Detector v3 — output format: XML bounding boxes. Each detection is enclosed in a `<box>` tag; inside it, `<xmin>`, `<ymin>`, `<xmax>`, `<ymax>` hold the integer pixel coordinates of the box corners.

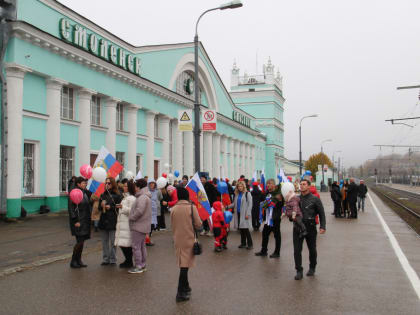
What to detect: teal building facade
<box><xmin>1</xmin><ymin>0</ymin><xmax>285</xmax><ymax>217</ymax></box>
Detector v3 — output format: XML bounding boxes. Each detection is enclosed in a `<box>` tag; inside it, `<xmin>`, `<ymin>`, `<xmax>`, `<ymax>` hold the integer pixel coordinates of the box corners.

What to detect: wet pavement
<box><xmin>0</xmin><ymin>193</ymin><xmax>419</xmax><ymax>314</ymax></box>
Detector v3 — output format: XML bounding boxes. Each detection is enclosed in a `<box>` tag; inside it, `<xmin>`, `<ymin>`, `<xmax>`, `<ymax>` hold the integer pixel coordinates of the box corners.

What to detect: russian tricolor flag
<box><xmin>260</xmin><ymin>169</ymin><xmax>266</xmax><ymax>192</ymax></box>
<box><xmin>186</xmin><ymin>172</ymin><xmax>212</xmax><ymax>220</ymax></box>
<box><xmin>88</xmin><ymin>146</ymin><xmax>123</xmax><ymax>197</ymax></box>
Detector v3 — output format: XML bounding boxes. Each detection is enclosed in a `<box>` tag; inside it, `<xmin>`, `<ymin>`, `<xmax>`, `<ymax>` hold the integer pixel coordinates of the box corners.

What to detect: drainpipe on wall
<box><xmin>0</xmin><ymin>0</ymin><xmax>17</xmax><ymax>216</ymax></box>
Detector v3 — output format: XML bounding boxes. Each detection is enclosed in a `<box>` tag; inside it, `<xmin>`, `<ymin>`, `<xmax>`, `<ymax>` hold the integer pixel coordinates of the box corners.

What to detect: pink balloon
<box><xmin>70</xmin><ymin>188</ymin><xmax>83</xmax><ymax>205</ymax></box>
<box><xmin>162</xmin><ymin>173</ymin><xmax>167</xmax><ymax>178</ymax></box>
<box><xmin>80</xmin><ymin>164</ymin><xmax>93</xmax><ymax>179</ymax></box>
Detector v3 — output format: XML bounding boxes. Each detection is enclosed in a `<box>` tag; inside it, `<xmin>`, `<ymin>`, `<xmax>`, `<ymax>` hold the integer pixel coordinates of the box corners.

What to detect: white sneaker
<box><xmin>128</xmin><ymin>267</ymin><xmax>144</xmax><ymax>274</ymax></box>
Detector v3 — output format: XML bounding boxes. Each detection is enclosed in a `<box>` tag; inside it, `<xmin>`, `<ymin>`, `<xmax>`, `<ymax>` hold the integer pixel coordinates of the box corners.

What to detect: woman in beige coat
<box><xmin>170</xmin><ymin>187</ymin><xmax>202</xmax><ymax>303</ymax></box>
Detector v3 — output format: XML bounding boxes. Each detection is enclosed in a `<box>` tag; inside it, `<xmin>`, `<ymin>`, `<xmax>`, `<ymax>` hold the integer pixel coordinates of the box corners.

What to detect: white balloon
<box><xmin>156</xmin><ymin>177</ymin><xmax>168</xmax><ymax>189</ymax></box>
<box><xmin>92</xmin><ymin>167</ymin><xmax>107</xmax><ymax>183</ymax></box>
<box><xmin>125</xmin><ymin>171</ymin><xmax>134</xmax><ymax>180</ymax></box>
<box><xmin>168</xmin><ymin>173</ymin><xmax>174</xmax><ymax>179</ymax></box>
<box><xmin>281</xmin><ymin>182</ymin><xmax>295</xmax><ymax>198</ymax></box>
<box><xmin>164</xmin><ymin>163</ymin><xmax>170</xmax><ymax>170</ymax></box>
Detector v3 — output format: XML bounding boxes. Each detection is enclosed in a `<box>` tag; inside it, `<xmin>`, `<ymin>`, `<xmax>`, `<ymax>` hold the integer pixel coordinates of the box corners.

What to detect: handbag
<box><xmin>191</xmin><ymin>204</ymin><xmax>202</xmax><ymax>255</ymax></box>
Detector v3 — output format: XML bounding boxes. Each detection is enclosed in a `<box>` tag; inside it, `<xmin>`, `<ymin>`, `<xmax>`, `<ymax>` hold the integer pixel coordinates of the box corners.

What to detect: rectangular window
<box><xmin>60</xmin><ymin>86</ymin><xmax>74</xmax><ymax>120</ymax></box>
<box><xmin>90</xmin><ymin>95</ymin><xmax>101</xmax><ymax>125</ymax></box>
<box><xmin>116</xmin><ymin>103</ymin><xmax>124</xmax><ymax>131</ymax></box>
<box><xmin>60</xmin><ymin>146</ymin><xmax>74</xmax><ymax>192</ymax></box>
<box><xmin>23</xmin><ymin>143</ymin><xmax>35</xmax><ymax>195</ymax></box>
<box><xmin>154</xmin><ymin>116</ymin><xmax>159</xmax><ymax>138</ymax></box>
<box><xmin>136</xmin><ymin>154</ymin><xmax>142</xmax><ymax>174</ymax></box>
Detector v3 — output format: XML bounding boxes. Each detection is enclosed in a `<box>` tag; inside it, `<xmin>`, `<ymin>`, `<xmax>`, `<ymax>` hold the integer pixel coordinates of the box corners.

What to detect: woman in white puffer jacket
<box><xmin>115</xmin><ymin>179</ymin><xmax>137</xmax><ymax>268</ymax></box>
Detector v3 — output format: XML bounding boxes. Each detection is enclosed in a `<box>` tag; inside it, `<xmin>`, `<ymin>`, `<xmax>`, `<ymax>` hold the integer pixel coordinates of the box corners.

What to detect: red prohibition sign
<box><xmin>204</xmin><ymin>110</ymin><xmax>214</xmax><ymax>121</ymax></box>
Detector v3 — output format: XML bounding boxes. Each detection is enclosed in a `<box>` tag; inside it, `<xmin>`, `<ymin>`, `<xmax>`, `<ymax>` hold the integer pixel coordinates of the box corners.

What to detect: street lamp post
<box><xmin>299</xmin><ymin>114</ymin><xmax>318</xmax><ymax>176</ymax></box>
<box><xmin>320</xmin><ymin>139</ymin><xmax>332</xmax><ymax>191</ymax></box>
<box><xmin>193</xmin><ymin>1</ymin><xmax>243</xmax><ymax>174</ymax></box>
<box><xmin>332</xmin><ymin>150</ymin><xmax>341</xmax><ymax>183</ymax></box>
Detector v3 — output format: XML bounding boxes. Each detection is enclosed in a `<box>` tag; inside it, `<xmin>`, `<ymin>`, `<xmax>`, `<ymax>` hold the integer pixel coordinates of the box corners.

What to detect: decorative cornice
<box><xmin>23</xmin><ymin>110</ymin><xmax>49</xmax><ymax>120</ymax></box>
<box><xmin>216</xmin><ymin>113</ymin><xmax>260</xmax><ymax>136</ymax></box>
<box><xmin>137</xmin><ymin>134</ymin><xmax>148</xmax><ymax>140</ymax></box>
<box><xmin>46</xmin><ymin>77</ymin><xmax>68</xmax><ymax>90</ymax></box>
<box><xmin>91</xmin><ymin>124</ymin><xmax>108</xmax><ymax>131</ymax></box>
<box><xmin>61</xmin><ymin>118</ymin><xmax>81</xmax><ymax>126</ymax></box>
<box><xmin>11</xmin><ymin>22</ymin><xmax>193</xmax><ymax>110</ymax></box>
<box><xmin>116</xmin><ymin>130</ymin><xmax>129</xmax><ymax>136</ymax></box>
<box><xmin>5</xmin><ymin>63</ymin><xmax>32</xmax><ymax>79</ymax></box>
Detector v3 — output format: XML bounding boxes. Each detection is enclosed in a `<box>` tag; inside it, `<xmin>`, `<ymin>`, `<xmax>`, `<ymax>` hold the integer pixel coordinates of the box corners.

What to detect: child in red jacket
<box><xmin>212</xmin><ymin>201</ymin><xmax>228</xmax><ymax>252</ymax></box>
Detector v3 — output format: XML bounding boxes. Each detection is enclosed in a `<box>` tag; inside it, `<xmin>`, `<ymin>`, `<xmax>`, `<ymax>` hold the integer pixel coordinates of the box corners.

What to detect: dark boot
<box><xmin>294</xmin><ymin>271</ymin><xmax>303</xmax><ymax>280</ymax></box>
<box><xmin>176</xmin><ymin>291</ymin><xmax>190</xmax><ymax>303</ymax></box>
<box><xmin>255</xmin><ymin>251</ymin><xmax>267</xmax><ymax>257</ymax></box>
<box><xmin>76</xmin><ymin>243</ymin><xmax>87</xmax><ymax>267</ymax></box>
<box><xmin>70</xmin><ymin>253</ymin><xmax>81</xmax><ymax>269</ymax></box>
<box><xmin>306</xmin><ymin>268</ymin><xmax>315</xmax><ymax>277</ymax></box>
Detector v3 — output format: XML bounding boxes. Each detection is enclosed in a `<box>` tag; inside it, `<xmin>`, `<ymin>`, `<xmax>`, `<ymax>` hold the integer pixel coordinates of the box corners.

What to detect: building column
<box><xmin>245</xmin><ymin>143</ymin><xmax>250</xmax><ymax>179</ymax></box>
<box><xmin>213</xmin><ymin>133</ymin><xmax>221</xmax><ymax>179</ymax></box>
<box><xmin>5</xmin><ymin>65</ymin><xmax>27</xmax><ymax>217</ymax></box>
<box><xmin>78</xmin><ymin>88</ymin><xmax>94</xmax><ymax>167</ymax></box>
<box><xmin>250</xmin><ymin>145</ymin><xmax>255</xmax><ymax>175</ymax></box>
<box><xmin>174</xmin><ymin>120</ymin><xmax>183</xmax><ymax>175</ymax></box>
<box><xmin>234</xmin><ymin>140</ymin><xmax>240</xmax><ymax>180</ymax></box>
<box><xmin>184</xmin><ymin>131</ymin><xmax>194</xmax><ymax>176</ymax></box>
<box><xmin>229</xmin><ymin>138</ymin><xmax>234</xmax><ymax>180</ymax></box>
<box><xmin>221</xmin><ymin>136</ymin><xmax>228</xmax><ymax>179</ymax></box>
<box><xmin>104</xmin><ymin>97</ymin><xmax>119</xmax><ymax>157</ymax></box>
<box><xmin>45</xmin><ymin>78</ymin><xmax>65</xmax><ymax>211</ymax></box>
<box><xmin>127</xmin><ymin>105</ymin><xmax>138</xmax><ymax>174</ymax></box>
<box><xmin>203</xmin><ymin>132</ymin><xmax>213</xmax><ymax>176</ymax></box>
<box><xmin>160</xmin><ymin>115</ymin><xmax>170</xmax><ymax>173</ymax></box>
<box><xmin>146</xmin><ymin>111</ymin><xmax>157</xmax><ymax>178</ymax></box>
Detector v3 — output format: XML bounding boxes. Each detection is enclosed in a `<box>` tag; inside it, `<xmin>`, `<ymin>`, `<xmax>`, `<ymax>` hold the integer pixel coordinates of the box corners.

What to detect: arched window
<box><xmin>176</xmin><ymin>71</ymin><xmax>202</xmax><ymax>102</ymax></box>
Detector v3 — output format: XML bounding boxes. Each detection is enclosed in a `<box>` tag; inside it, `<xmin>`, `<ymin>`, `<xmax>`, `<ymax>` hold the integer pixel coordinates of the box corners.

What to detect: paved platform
<box><xmin>0</xmin><ymin>192</ymin><xmax>419</xmax><ymax>314</ymax></box>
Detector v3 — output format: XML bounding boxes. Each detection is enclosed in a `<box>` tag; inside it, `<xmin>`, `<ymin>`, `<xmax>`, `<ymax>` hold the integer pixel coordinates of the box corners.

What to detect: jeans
<box><xmin>261</xmin><ymin>223</ymin><xmax>281</xmax><ymax>254</ymax></box>
<box><xmin>358</xmin><ymin>197</ymin><xmax>366</xmax><ymax>211</ymax></box>
<box><xmin>293</xmin><ymin>221</ymin><xmax>317</xmax><ymax>272</ymax></box>
<box><xmin>131</xmin><ymin>231</ymin><xmax>147</xmax><ymax>268</ymax></box>
<box><xmin>101</xmin><ymin>230</ymin><xmax>116</xmax><ymax>263</ymax></box>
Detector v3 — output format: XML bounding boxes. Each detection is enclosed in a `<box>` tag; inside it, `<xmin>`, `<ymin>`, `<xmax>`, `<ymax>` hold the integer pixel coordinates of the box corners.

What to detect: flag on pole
<box><xmin>186</xmin><ymin>172</ymin><xmax>212</xmax><ymax>220</ymax></box>
<box><xmin>251</xmin><ymin>170</ymin><xmax>257</xmax><ymax>187</ymax></box>
<box><xmin>135</xmin><ymin>170</ymin><xmax>143</xmax><ymax>180</ymax></box>
<box><xmin>260</xmin><ymin>169</ymin><xmax>266</xmax><ymax>192</ymax></box>
<box><xmin>88</xmin><ymin>146</ymin><xmax>123</xmax><ymax>197</ymax></box>
<box><xmin>278</xmin><ymin>168</ymin><xmax>288</xmax><ymax>183</ymax></box>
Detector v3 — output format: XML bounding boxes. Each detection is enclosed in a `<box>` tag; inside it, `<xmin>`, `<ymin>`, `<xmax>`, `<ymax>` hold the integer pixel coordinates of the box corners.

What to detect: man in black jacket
<box><xmin>330</xmin><ymin>181</ymin><xmax>342</xmax><ymax>218</ymax></box>
<box><xmin>294</xmin><ymin>179</ymin><xmax>326</xmax><ymax>280</ymax></box>
<box><xmin>255</xmin><ymin>179</ymin><xmax>283</xmax><ymax>258</ymax></box>
<box><xmin>251</xmin><ymin>182</ymin><xmax>264</xmax><ymax>231</ymax></box>
<box><xmin>358</xmin><ymin>180</ymin><xmax>368</xmax><ymax>212</ymax></box>
<box><xmin>347</xmin><ymin>178</ymin><xmax>358</xmax><ymax>218</ymax></box>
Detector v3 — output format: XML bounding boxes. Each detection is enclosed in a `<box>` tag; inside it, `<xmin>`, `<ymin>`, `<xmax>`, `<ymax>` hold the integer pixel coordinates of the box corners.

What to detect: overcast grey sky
<box><xmin>59</xmin><ymin>0</ymin><xmax>420</xmax><ymax>168</ymax></box>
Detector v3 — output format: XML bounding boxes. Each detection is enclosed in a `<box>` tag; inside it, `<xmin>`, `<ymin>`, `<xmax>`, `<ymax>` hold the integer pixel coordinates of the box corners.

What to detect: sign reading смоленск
<box><xmin>59</xmin><ymin>18</ymin><xmax>141</xmax><ymax>76</ymax></box>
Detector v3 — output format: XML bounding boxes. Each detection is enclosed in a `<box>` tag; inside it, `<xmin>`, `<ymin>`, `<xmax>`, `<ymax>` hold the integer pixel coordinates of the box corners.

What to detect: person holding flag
<box><xmin>186</xmin><ymin>173</ymin><xmax>213</xmax><ymax>222</ymax></box>
<box><xmin>227</xmin><ymin>181</ymin><xmax>253</xmax><ymax>250</ymax></box>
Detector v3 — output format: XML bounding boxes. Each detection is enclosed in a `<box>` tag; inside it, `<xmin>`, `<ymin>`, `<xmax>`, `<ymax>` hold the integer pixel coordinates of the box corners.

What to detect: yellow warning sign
<box><xmin>178</xmin><ymin>110</ymin><xmax>193</xmax><ymax>132</ymax></box>
<box><xmin>180</xmin><ymin>111</ymin><xmax>190</xmax><ymax>121</ymax></box>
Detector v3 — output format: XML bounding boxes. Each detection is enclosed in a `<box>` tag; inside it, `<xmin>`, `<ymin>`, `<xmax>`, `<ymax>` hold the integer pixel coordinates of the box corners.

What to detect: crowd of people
<box><xmin>67</xmin><ymin>172</ymin><xmax>327</xmax><ymax>302</ymax></box>
<box><xmin>330</xmin><ymin>178</ymin><xmax>368</xmax><ymax>219</ymax></box>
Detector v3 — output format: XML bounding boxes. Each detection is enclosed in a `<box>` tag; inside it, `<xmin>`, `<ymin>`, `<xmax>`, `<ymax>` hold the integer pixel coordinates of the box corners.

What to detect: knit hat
<box><xmin>166</xmin><ymin>185</ymin><xmax>176</xmax><ymax>193</ymax></box>
<box><xmin>213</xmin><ymin>201</ymin><xmax>223</xmax><ymax>212</ymax></box>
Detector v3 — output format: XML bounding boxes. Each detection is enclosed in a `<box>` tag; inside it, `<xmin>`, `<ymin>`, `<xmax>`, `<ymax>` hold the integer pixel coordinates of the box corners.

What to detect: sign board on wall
<box><xmin>202</xmin><ymin>110</ymin><xmax>216</xmax><ymax>131</ymax></box>
<box><xmin>178</xmin><ymin>110</ymin><xmax>193</xmax><ymax>131</ymax></box>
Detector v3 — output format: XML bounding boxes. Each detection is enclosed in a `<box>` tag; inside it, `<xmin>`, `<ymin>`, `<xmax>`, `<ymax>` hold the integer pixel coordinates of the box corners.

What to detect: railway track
<box><xmin>370</xmin><ymin>184</ymin><xmax>420</xmax><ymax>236</ymax></box>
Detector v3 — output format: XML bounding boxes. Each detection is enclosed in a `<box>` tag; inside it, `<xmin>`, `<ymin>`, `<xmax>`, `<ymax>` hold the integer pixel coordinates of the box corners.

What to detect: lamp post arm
<box><xmin>195</xmin><ymin>7</ymin><xmax>219</xmax><ymax>36</ymax></box>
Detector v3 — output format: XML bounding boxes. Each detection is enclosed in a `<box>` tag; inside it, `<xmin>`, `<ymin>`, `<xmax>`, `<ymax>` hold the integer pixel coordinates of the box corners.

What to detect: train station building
<box><xmin>1</xmin><ymin>0</ymin><xmax>286</xmax><ymax>217</ymax></box>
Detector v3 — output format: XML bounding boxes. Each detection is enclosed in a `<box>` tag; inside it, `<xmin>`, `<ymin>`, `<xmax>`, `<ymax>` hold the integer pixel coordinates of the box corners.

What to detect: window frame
<box><xmin>60</xmin><ymin>145</ymin><xmax>75</xmax><ymax>193</ymax></box>
<box><xmin>23</xmin><ymin>141</ymin><xmax>37</xmax><ymax>196</ymax></box>
<box><xmin>116</xmin><ymin>103</ymin><xmax>124</xmax><ymax>131</ymax></box>
<box><xmin>90</xmin><ymin>95</ymin><xmax>101</xmax><ymax>126</ymax></box>
<box><xmin>136</xmin><ymin>154</ymin><xmax>143</xmax><ymax>174</ymax></box>
<box><xmin>60</xmin><ymin>86</ymin><xmax>74</xmax><ymax>120</ymax></box>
